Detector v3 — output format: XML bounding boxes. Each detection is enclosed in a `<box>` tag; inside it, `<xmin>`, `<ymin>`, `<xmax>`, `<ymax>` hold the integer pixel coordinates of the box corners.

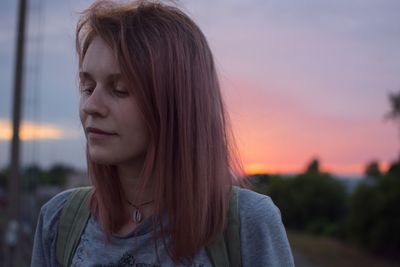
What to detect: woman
<box><xmin>31</xmin><ymin>1</ymin><xmax>294</xmax><ymax>266</ymax></box>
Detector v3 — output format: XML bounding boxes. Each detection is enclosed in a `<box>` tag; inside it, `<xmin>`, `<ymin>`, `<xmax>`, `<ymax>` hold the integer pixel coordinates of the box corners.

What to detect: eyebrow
<box><xmin>79</xmin><ymin>71</ymin><xmax>122</xmax><ymax>82</ymax></box>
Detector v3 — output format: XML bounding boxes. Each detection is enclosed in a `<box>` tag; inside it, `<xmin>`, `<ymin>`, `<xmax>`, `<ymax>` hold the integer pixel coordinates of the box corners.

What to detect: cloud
<box><xmin>0</xmin><ymin>119</ymin><xmax>80</xmax><ymax>141</ymax></box>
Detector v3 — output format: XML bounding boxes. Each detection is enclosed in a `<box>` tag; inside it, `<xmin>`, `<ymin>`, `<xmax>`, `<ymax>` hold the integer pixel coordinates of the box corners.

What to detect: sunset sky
<box><xmin>1</xmin><ymin>0</ymin><xmax>400</xmax><ymax>176</ymax></box>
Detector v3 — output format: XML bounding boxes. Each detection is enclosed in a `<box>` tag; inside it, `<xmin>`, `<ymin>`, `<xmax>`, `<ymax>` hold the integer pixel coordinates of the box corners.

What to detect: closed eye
<box><xmin>112</xmin><ymin>89</ymin><xmax>129</xmax><ymax>97</ymax></box>
<box><xmin>81</xmin><ymin>86</ymin><xmax>94</xmax><ymax>95</ymax></box>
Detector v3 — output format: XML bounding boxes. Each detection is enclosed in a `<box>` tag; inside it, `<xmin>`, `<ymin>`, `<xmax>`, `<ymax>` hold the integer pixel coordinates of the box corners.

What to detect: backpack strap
<box><xmin>56</xmin><ymin>186</ymin><xmax>241</xmax><ymax>267</ymax></box>
<box><xmin>225</xmin><ymin>186</ymin><xmax>242</xmax><ymax>267</ymax></box>
<box><xmin>206</xmin><ymin>186</ymin><xmax>242</xmax><ymax>267</ymax></box>
<box><xmin>56</xmin><ymin>186</ymin><xmax>92</xmax><ymax>267</ymax></box>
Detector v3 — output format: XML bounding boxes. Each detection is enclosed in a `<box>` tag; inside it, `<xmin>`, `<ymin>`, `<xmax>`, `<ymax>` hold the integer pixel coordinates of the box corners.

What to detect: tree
<box><xmin>305</xmin><ymin>158</ymin><xmax>320</xmax><ymax>174</ymax></box>
<box><xmin>0</xmin><ymin>167</ymin><xmax>9</xmax><ymax>188</ymax></box>
<box><xmin>349</xmin><ymin>174</ymin><xmax>400</xmax><ymax>256</ymax></box>
<box><xmin>364</xmin><ymin>160</ymin><xmax>382</xmax><ymax>180</ymax></box>
<box><xmin>266</xmin><ymin>172</ymin><xmax>348</xmax><ymax>236</ymax></box>
<box><xmin>384</xmin><ymin>91</ymin><xmax>400</xmax><ymax>161</ymax></box>
<box><xmin>386</xmin><ymin>161</ymin><xmax>400</xmax><ymax>178</ymax></box>
<box><xmin>22</xmin><ymin>164</ymin><xmax>43</xmax><ymax>191</ymax></box>
<box><xmin>43</xmin><ymin>164</ymin><xmax>74</xmax><ymax>186</ymax></box>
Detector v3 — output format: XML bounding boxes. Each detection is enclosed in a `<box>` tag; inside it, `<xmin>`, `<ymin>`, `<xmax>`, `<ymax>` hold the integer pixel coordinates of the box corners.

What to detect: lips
<box><xmin>86</xmin><ymin>127</ymin><xmax>116</xmax><ymax>135</ymax></box>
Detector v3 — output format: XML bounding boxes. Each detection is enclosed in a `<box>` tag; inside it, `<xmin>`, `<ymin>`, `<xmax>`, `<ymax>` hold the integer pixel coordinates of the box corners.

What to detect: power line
<box><xmin>25</xmin><ymin>0</ymin><xmax>45</xmax><ymax>168</ymax></box>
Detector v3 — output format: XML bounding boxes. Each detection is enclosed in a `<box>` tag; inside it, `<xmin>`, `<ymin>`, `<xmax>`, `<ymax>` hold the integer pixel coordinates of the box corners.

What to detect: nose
<box><xmin>81</xmin><ymin>86</ymin><xmax>109</xmax><ymax>117</ymax></box>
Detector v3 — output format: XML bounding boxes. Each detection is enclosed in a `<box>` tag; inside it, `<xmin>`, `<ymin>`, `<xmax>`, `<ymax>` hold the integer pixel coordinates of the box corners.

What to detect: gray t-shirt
<box><xmin>31</xmin><ymin>187</ymin><xmax>294</xmax><ymax>266</ymax></box>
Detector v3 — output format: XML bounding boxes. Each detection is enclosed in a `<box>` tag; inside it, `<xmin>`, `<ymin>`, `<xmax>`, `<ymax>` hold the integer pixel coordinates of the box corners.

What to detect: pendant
<box><xmin>132</xmin><ymin>208</ymin><xmax>142</xmax><ymax>224</ymax></box>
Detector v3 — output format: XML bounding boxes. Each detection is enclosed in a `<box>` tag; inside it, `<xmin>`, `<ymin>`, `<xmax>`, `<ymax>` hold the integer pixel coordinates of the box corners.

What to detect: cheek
<box><xmin>124</xmin><ymin>118</ymin><xmax>149</xmax><ymax>150</ymax></box>
<box><xmin>79</xmin><ymin>101</ymin><xmax>86</xmax><ymax>125</ymax></box>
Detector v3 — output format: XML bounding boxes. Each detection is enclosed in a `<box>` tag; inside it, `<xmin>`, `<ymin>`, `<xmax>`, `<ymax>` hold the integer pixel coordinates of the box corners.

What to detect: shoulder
<box><xmin>236</xmin><ymin>187</ymin><xmax>295</xmax><ymax>266</ymax></box>
<box><xmin>40</xmin><ymin>188</ymin><xmax>76</xmax><ymax>224</ymax></box>
<box><xmin>39</xmin><ymin>187</ymin><xmax>92</xmax><ymax>238</ymax></box>
<box><xmin>237</xmin><ymin>186</ymin><xmax>281</xmax><ymax>223</ymax></box>
<box><xmin>31</xmin><ymin>188</ymin><xmax>83</xmax><ymax>267</ymax></box>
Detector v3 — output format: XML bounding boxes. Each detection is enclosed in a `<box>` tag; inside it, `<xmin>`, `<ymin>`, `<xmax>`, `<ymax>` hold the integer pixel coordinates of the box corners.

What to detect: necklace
<box><xmin>126</xmin><ymin>199</ymin><xmax>154</xmax><ymax>224</ymax></box>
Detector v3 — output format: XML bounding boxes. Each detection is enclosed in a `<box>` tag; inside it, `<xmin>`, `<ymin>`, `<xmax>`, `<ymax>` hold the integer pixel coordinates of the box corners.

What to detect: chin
<box><xmin>88</xmin><ymin>150</ymin><xmax>118</xmax><ymax>165</ymax></box>
<box><xmin>87</xmin><ymin>146</ymin><xmax>148</xmax><ymax>166</ymax></box>
<box><xmin>89</xmin><ymin>155</ymin><xmax>113</xmax><ymax>165</ymax></box>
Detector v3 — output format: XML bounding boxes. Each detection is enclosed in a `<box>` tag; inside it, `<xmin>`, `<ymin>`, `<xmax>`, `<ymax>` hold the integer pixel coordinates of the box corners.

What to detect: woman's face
<box><xmin>79</xmin><ymin>36</ymin><xmax>149</xmax><ymax>166</ymax></box>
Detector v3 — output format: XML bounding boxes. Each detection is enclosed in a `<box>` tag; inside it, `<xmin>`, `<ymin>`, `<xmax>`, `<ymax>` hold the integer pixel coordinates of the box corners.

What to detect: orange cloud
<box><xmin>0</xmin><ymin>119</ymin><xmax>65</xmax><ymax>140</ymax></box>
<box><xmin>244</xmin><ymin>162</ymin><xmax>291</xmax><ymax>174</ymax></box>
<box><xmin>244</xmin><ymin>162</ymin><xmax>306</xmax><ymax>175</ymax></box>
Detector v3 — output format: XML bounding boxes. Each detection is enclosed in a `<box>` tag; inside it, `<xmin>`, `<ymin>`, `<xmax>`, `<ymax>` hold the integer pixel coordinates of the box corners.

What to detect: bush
<box><xmin>253</xmin><ymin>172</ymin><xmax>348</xmax><ymax>237</ymax></box>
<box><xmin>349</xmin><ymin>175</ymin><xmax>400</xmax><ymax>255</ymax></box>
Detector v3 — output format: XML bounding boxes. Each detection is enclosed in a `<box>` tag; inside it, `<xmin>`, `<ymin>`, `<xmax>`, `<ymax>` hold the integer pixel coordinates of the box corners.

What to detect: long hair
<box><xmin>76</xmin><ymin>0</ymin><xmax>244</xmax><ymax>263</ymax></box>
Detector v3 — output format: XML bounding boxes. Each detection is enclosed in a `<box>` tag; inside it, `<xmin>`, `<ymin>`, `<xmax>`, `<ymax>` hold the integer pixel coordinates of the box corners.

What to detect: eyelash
<box><xmin>112</xmin><ymin>89</ymin><xmax>129</xmax><ymax>97</ymax></box>
<box><xmin>81</xmin><ymin>87</ymin><xmax>93</xmax><ymax>95</ymax></box>
<box><xmin>80</xmin><ymin>87</ymin><xmax>129</xmax><ymax>97</ymax></box>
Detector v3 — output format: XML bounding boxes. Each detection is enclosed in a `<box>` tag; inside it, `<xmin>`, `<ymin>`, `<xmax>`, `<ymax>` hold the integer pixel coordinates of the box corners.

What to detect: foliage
<box><xmin>252</xmin><ymin>171</ymin><xmax>348</xmax><ymax>237</ymax></box>
<box><xmin>349</xmin><ymin>163</ymin><xmax>400</xmax><ymax>256</ymax></box>
<box><xmin>251</xmin><ymin>159</ymin><xmax>400</xmax><ymax>257</ymax></box>
<box><xmin>386</xmin><ymin>161</ymin><xmax>400</xmax><ymax>178</ymax></box>
<box><xmin>384</xmin><ymin>91</ymin><xmax>400</xmax><ymax>123</ymax></box>
<box><xmin>305</xmin><ymin>158</ymin><xmax>320</xmax><ymax>174</ymax></box>
<box><xmin>0</xmin><ymin>168</ymin><xmax>9</xmax><ymax>187</ymax></box>
<box><xmin>44</xmin><ymin>164</ymin><xmax>74</xmax><ymax>186</ymax></box>
<box><xmin>0</xmin><ymin>164</ymin><xmax>75</xmax><ymax>191</ymax></box>
<box><xmin>384</xmin><ymin>90</ymin><xmax>400</xmax><ymax>162</ymax></box>
<box><xmin>364</xmin><ymin>160</ymin><xmax>382</xmax><ymax>180</ymax></box>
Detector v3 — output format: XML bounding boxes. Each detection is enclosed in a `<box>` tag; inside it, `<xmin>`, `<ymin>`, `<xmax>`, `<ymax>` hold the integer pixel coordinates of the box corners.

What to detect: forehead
<box><xmin>81</xmin><ymin>36</ymin><xmax>120</xmax><ymax>78</ymax></box>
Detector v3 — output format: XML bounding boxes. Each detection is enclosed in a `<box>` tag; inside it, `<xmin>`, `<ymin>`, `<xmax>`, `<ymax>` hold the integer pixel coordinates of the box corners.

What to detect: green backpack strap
<box><xmin>225</xmin><ymin>186</ymin><xmax>242</xmax><ymax>267</ymax></box>
<box><xmin>55</xmin><ymin>186</ymin><xmax>241</xmax><ymax>267</ymax></box>
<box><xmin>206</xmin><ymin>186</ymin><xmax>242</xmax><ymax>267</ymax></box>
<box><xmin>56</xmin><ymin>186</ymin><xmax>92</xmax><ymax>267</ymax></box>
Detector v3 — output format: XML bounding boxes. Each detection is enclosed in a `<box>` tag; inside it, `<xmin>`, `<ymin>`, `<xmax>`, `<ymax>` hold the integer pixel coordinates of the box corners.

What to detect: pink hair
<box><xmin>76</xmin><ymin>0</ymin><xmax>245</xmax><ymax>263</ymax></box>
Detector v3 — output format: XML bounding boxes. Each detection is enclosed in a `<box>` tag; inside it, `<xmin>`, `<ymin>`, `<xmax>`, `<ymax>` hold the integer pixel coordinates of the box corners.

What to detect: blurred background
<box><xmin>1</xmin><ymin>0</ymin><xmax>400</xmax><ymax>266</ymax></box>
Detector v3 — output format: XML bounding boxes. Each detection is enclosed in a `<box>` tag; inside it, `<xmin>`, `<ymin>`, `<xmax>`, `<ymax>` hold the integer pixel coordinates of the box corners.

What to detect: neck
<box><xmin>117</xmin><ymin>161</ymin><xmax>154</xmax><ymax>205</ymax></box>
<box><xmin>117</xmin><ymin>162</ymin><xmax>156</xmax><ymax>228</ymax></box>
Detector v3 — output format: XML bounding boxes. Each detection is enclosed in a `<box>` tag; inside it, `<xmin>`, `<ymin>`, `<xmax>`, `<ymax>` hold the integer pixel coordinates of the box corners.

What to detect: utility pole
<box><xmin>5</xmin><ymin>0</ymin><xmax>27</xmax><ymax>266</ymax></box>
